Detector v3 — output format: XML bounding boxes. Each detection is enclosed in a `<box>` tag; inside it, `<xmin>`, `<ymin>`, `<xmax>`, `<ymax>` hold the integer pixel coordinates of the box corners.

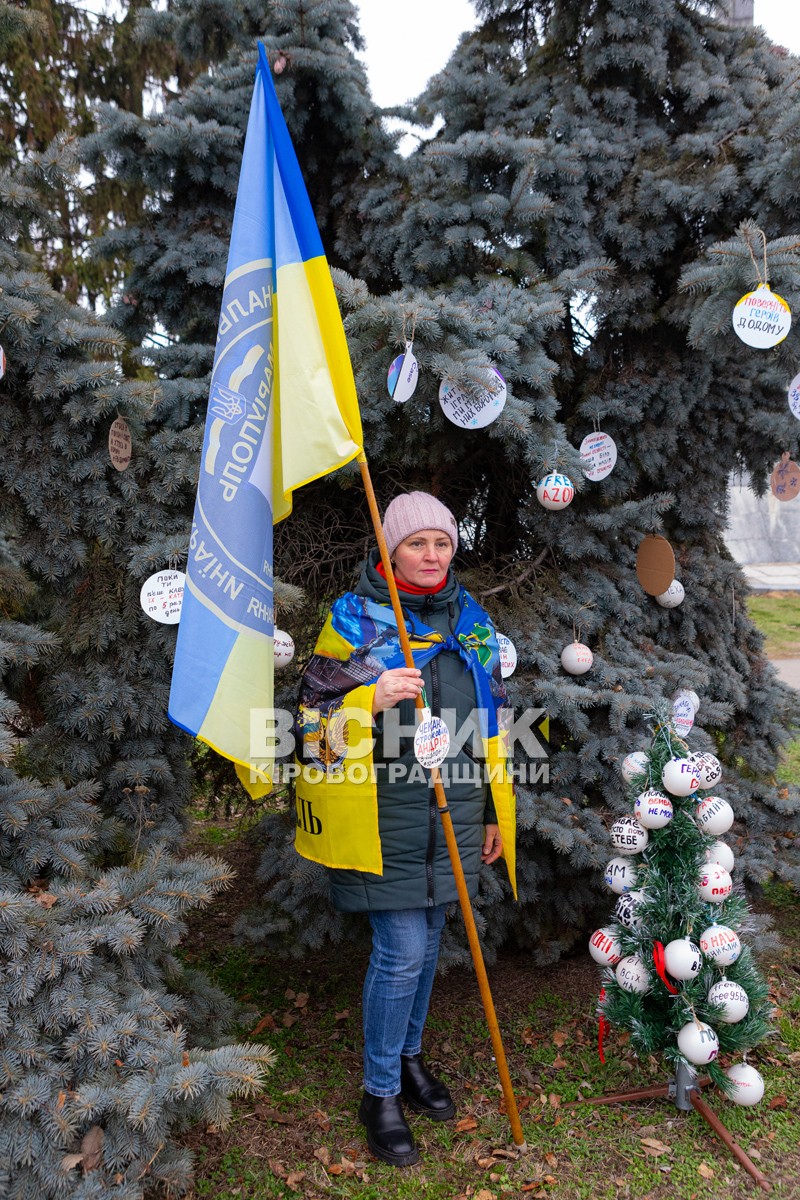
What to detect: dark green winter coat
<box><xmin>327</xmin><ymin>550</ymin><xmax>497</xmax><ymax>913</ymax></box>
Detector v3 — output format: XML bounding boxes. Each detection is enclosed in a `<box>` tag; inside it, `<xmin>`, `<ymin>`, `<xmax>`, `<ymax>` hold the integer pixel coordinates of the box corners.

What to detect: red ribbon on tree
<box><xmin>652</xmin><ymin>941</ymin><xmax>679</xmax><ymax>995</ymax></box>
<box><xmin>597</xmin><ymin>986</ymin><xmax>610</xmax><ymax>1063</ymax></box>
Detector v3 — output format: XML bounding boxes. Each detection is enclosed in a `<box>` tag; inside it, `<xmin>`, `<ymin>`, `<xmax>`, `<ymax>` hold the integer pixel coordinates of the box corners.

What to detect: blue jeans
<box><xmin>362</xmin><ymin>905</ymin><xmax>447</xmax><ymax>1096</ymax></box>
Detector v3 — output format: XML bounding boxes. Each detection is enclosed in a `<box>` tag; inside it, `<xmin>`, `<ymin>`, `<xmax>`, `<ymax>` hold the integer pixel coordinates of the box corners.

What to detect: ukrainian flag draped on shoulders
<box><xmin>295</xmin><ymin>589</ymin><xmax>517</xmax><ymax>896</ymax></box>
<box><xmin>169</xmin><ymin>44</ymin><xmax>362</xmax><ymax>792</ymax></box>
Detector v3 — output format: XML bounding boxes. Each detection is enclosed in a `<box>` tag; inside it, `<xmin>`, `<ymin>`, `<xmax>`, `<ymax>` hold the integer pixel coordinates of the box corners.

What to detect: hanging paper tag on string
<box><xmin>439</xmin><ymin>368</ymin><xmax>506</xmax><ymax>429</ymax></box>
<box><xmin>140</xmin><ymin>570</ymin><xmax>185</xmax><ymax>624</ymax></box>
<box><xmin>414</xmin><ymin>713</ymin><xmax>450</xmax><ymax>767</ymax></box>
<box><xmin>109</xmin><ymin>416</ymin><xmax>132</xmax><ymax>471</ymax></box>
<box><xmin>497</xmin><ymin>633</ymin><xmax>517</xmax><ymax>678</ymax></box>
<box><xmin>672</xmin><ymin>693</ymin><xmax>695</xmax><ymax>738</ymax></box>
<box><xmin>0</xmin><ymin>345</ymin><xmax>6</xmax><ymax>380</ymax></box>
<box><xmin>580</xmin><ymin>431</ymin><xmax>617</xmax><ymax>481</ymax></box>
<box><xmin>732</xmin><ymin>284</ymin><xmax>791</xmax><ymax>349</ymax></box>
<box><xmin>788</xmin><ymin>374</ymin><xmax>800</xmax><ymax>421</ymax></box>
<box><xmin>770</xmin><ymin>453</ymin><xmax>800</xmax><ymax>502</ymax></box>
<box><xmin>387</xmin><ymin>342</ymin><xmax>419</xmax><ymax>404</ymax></box>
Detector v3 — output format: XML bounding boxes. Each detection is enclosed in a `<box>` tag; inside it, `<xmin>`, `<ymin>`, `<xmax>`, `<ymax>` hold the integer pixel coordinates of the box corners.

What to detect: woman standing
<box><xmin>294</xmin><ymin>492</ymin><xmax>516</xmax><ymax>1167</ymax></box>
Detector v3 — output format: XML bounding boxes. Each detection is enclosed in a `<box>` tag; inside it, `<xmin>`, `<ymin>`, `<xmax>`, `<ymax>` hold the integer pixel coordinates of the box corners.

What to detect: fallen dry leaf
<box><xmin>544</xmin><ymin>1152</ymin><xmax>558</xmax><ymax>1167</ymax></box>
<box><xmin>284</xmin><ymin>988</ymin><xmax>296</xmax><ymax>1000</ymax></box>
<box><xmin>698</xmin><ymin>1162</ymin><xmax>714</xmax><ymax>1179</ymax></box>
<box><xmin>294</xmin><ymin>992</ymin><xmax>309</xmax><ymax>1009</ymax></box>
<box><xmin>640</xmin><ymin>1137</ymin><xmax>670</xmax><ymax>1156</ymax></box>
<box><xmin>476</xmin><ymin>1156</ymin><xmax>497</xmax><ymax>1168</ymax></box>
<box><xmin>60</xmin><ymin>1154</ymin><xmax>83</xmax><ymax>1173</ymax></box>
<box><xmin>548</xmin><ymin>1093</ymin><xmax>561</xmax><ymax>1108</ymax></box>
<box><xmin>339</xmin><ymin>1156</ymin><xmax>356</xmax><ymax>1176</ymax></box>
<box><xmin>552</xmin><ymin>1031</ymin><xmax>568</xmax><ymax>1048</ymax></box>
<box><xmin>455</xmin><ymin>1116</ymin><xmax>479</xmax><ymax>1132</ymax></box>
<box><xmin>617</xmin><ymin>1031</ymin><xmax>631</xmax><ymax>1046</ymax></box>
<box><xmin>521</xmin><ymin>1185</ymin><xmax>543</xmax><ymax>1194</ymax></box>
<box><xmin>34</xmin><ymin>891</ymin><xmax>58</xmax><ymax>908</ymax></box>
<box><xmin>269</xmin><ymin>1160</ymin><xmax>287</xmax><ymax>1178</ymax></box>
<box><xmin>328</xmin><ymin>1164</ymin><xmax>343</xmax><ymax>1176</ymax></box>
<box><xmin>312</xmin><ymin>1110</ymin><xmax>331</xmax><ymax>1131</ymax></box>
<box><xmin>334</xmin><ymin>1009</ymin><xmax>349</xmax><ymax>1021</ymax></box>
<box><xmin>768</xmin><ymin>1095</ymin><xmax>787</xmax><ymax>1109</ymax></box>
<box><xmin>286</xmin><ymin>1171</ymin><xmax>305</xmax><ymax>1191</ymax></box>
<box><xmin>475</xmin><ymin>1191</ymin><xmax>495</xmax><ymax>1200</ymax></box>
<box><xmin>281</xmin><ymin>1012</ymin><xmax>299</xmax><ymax>1028</ymax></box>
<box><xmin>314</xmin><ymin>1146</ymin><xmax>330</xmax><ymax>1166</ymax></box>
<box><xmin>255</xmin><ymin>1105</ymin><xmax>291</xmax><ymax>1124</ymax></box>
<box><xmin>251</xmin><ymin>1014</ymin><xmax>277</xmax><ymax>1036</ymax></box>
<box><xmin>553</xmin><ymin>1056</ymin><xmax>568</xmax><ymax>1069</ymax></box>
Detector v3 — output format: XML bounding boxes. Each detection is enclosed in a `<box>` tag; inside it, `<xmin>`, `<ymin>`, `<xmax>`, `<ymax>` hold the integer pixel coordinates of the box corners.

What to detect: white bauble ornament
<box><xmin>674</xmin><ymin>688</ymin><xmax>700</xmax><ymax>714</ymax></box>
<box><xmin>273</xmin><ymin>629</ymin><xmax>295</xmax><ymax>667</ymax></box>
<box><xmin>725</xmin><ymin>1063</ymin><xmax>765</xmax><ymax>1106</ymax></box>
<box><xmin>614</xmin><ymin>888</ymin><xmax>647</xmax><ymax>929</ymax></box>
<box><xmin>704</xmin><ymin>840</ymin><xmax>735</xmax><ymax>874</ymax></box>
<box><xmin>561</xmin><ymin>641</ymin><xmax>593</xmax><ymax>675</ymax></box>
<box><xmin>588</xmin><ymin>926</ymin><xmax>622</xmax><ymax>966</ymax></box>
<box><xmin>677</xmin><ymin>1020</ymin><xmax>719</xmax><ymax>1066</ymax></box>
<box><xmin>661</xmin><ymin>757</ymin><xmax>700</xmax><ymax>797</ymax></box>
<box><xmin>656</xmin><ymin>579</ymin><xmax>685</xmax><ymax>608</ymax></box>
<box><xmin>663</xmin><ymin>938</ymin><xmax>703</xmax><ymax>980</ymax></box>
<box><xmin>536</xmin><ymin>472</ymin><xmax>574</xmax><ymax>510</ymax></box>
<box><xmin>699</xmin><ymin>924</ymin><xmax>741</xmax><ymax>966</ymax></box>
<box><xmin>708</xmin><ymin>980</ymin><xmax>750</xmax><ymax>1024</ymax></box>
<box><xmin>671</xmin><ymin>693</ymin><xmax>695</xmax><ymax>737</ymax></box>
<box><xmin>621</xmin><ymin>751</ymin><xmax>649</xmax><ymax>784</ymax></box>
<box><xmin>140</xmin><ymin>570</ymin><xmax>185</xmax><ymax>625</ymax></box>
<box><xmin>690</xmin><ymin>751</ymin><xmax>723</xmax><ymax>790</ymax></box>
<box><xmin>634</xmin><ymin>788</ymin><xmax>673</xmax><ymax>830</ymax></box>
<box><xmin>497</xmin><ymin>633</ymin><xmax>517</xmax><ymax>678</ymax></box>
<box><xmin>604</xmin><ymin>857</ymin><xmax>638</xmax><ymax>894</ymax></box>
<box><xmin>698</xmin><ymin>865</ymin><xmax>733</xmax><ymax>904</ymax></box>
<box><xmin>610</xmin><ymin>815</ymin><xmax>649</xmax><ymax>856</ymax></box>
<box><xmin>695</xmin><ymin>796</ymin><xmax>734</xmax><ymax>836</ymax></box>
<box><xmin>615</xmin><ymin>955</ymin><xmax>650</xmax><ymax>994</ymax></box>
<box><xmin>732</xmin><ymin>283</ymin><xmax>791</xmax><ymax>350</ymax></box>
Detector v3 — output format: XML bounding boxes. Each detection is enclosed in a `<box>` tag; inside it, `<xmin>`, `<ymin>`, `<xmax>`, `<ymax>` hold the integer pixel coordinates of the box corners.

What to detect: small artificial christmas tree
<box><xmin>593</xmin><ymin>696</ymin><xmax>772</xmax><ymax>1102</ymax></box>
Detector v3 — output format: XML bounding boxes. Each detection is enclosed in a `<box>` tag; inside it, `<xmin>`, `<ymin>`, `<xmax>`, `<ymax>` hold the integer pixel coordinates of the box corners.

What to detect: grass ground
<box><xmin>747</xmin><ymin>593</ymin><xmax>800</xmax><ymax>658</ymax></box>
<box><xmin>180</xmin><ymin>595</ymin><xmax>800</xmax><ymax>1200</ymax></box>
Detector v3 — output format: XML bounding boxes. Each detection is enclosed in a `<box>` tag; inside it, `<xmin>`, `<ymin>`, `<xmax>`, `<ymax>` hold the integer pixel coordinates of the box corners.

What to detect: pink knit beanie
<box><xmin>382</xmin><ymin>491</ymin><xmax>459</xmax><ymax>555</ymax></box>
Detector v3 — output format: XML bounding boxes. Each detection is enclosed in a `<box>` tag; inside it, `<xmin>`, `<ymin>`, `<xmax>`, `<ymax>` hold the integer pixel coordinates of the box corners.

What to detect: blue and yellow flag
<box><xmin>168</xmin><ymin>45</ymin><xmax>363</xmax><ymax>792</ymax></box>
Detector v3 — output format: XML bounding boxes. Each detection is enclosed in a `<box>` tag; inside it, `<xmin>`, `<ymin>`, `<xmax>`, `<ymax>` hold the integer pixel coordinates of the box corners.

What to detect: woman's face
<box><xmin>392</xmin><ymin>529</ymin><xmax>454</xmax><ymax>587</ymax></box>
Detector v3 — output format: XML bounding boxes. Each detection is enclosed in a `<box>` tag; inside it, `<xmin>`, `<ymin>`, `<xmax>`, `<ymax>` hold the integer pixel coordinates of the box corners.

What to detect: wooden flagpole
<box><xmin>357</xmin><ymin>451</ymin><xmax>527</xmax><ymax>1150</ymax></box>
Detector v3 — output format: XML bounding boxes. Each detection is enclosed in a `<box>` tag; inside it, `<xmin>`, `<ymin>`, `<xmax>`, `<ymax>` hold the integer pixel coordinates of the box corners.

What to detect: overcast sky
<box><xmin>355</xmin><ymin>0</ymin><xmax>800</xmax><ymax>105</ymax></box>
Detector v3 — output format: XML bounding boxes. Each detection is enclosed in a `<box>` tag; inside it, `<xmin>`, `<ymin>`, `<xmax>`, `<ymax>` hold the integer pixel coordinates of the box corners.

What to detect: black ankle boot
<box><xmin>400</xmin><ymin>1053</ymin><xmax>456</xmax><ymax>1120</ymax></box>
<box><xmin>358</xmin><ymin>1091</ymin><xmax>420</xmax><ymax>1166</ymax></box>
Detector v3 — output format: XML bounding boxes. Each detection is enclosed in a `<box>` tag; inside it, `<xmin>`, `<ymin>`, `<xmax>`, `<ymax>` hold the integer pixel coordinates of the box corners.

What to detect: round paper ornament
<box><xmin>108</xmin><ymin>416</ymin><xmax>132</xmax><ymax>472</ymax></box>
<box><xmin>273</xmin><ymin>629</ymin><xmax>295</xmax><ymax>668</ymax></box>
<box><xmin>621</xmin><ymin>751</ymin><xmax>649</xmax><ymax>784</ymax></box>
<box><xmin>707</xmin><ymin>979</ymin><xmax>749</xmax><ymax>1024</ymax></box>
<box><xmin>788</xmin><ymin>372</ymin><xmax>800</xmax><ymax>421</ymax></box>
<box><xmin>699</xmin><ymin>924</ymin><xmax>741</xmax><ymax>966</ymax></box>
<box><xmin>677</xmin><ymin>1019</ymin><xmax>719</xmax><ymax>1066</ymax></box>
<box><xmin>674</xmin><ymin>688</ymin><xmax>700</xmax><ymax>714</ymax></box>
<box><xmin>656</xmin><ymin>579</ymin><xmax>685</xmax><ymax>608</ymax></box>
<box><xmin>604</xmin><ymin>857</ymin><xmax>638</xmax><ymax>894</ymax></box>
<box><xmin>695</xmin><ymin>796</ymin><xmax>734</xmax><ymax>836</ymax></box>
<box><xmin>704</xmin><ymin>840</ymin><xmax>735</xmax><ymax>874</ymax></box>
<box><xmin>561</xmin><ymin>641</ymin><xmax>593</xmax><ymax>675</ymax></box>
<box><xmin>661</xmin><ymin>757</ymin><xmax>700</xmax><ymax>797</ymax></box>
<box><xmin>439</xmin><ymin>368</ymin><xmax>506</xmax><ymax>429</ymax></box>
<box><xmin>663</xmin><ymin>938</ymin><xmax>702</xmax><ymax>980</ymax></box>
<box><xmin>634</xmin><ymin>788</ymin><xmax>673</xmax><ymax>830</ymax></box>
<box><xmin>610</xmin><ymin>815</ymin><xmax>649</xmax><ymax>856</ymax></box>
<box><xmin>0</xmin><ymin>344</ymin><xmax>6</xmax><ymax>380</ymax></box>
<box><xmin>770</xmin><ymin>454</ymin><xmax>800</xmax><ymax>503</ymax></box>
<box><xmin>690</xmin><ymin>751</ymin><xmax>722</xmax><ymax>790</ymax></box>
<box><xmin>724</xmin><ymin>1063</ymin><xmax>765</xmax><ymax>1106</ymax></box>
<box><xmin>536</xmin><ymin>472</ymin><xmax>574</xmax><ymax>510</ymax></box>
<box><xmin>414</xmin><ymin>714</ymin><xmax>451</xmax><ymax>768</ymax></box>
<box><xmin>614</xmin><ymin>888</ymin><xmax>646</xmax><ymax>930</ymax></box>
<box><xmin>615</xmin><ymin>955</ymin><xmax>650</xmax><ymax>994</ymax></box>
<box><xmin>732</xmin><ymin>284</ymin><xmax>791</xmax><ymax>349</ymax></box>
<box><xmin>588</xmin><ymin>926</ymin><xmax>622</xmax><ymax>966</ymax></box>
<box><xmin>497</xmin><ymin>633</ymin><xmax>517</xmax><ymax>679</ymax></box>
<box><xmin>698</xmin><ymin>865</ymin><xmax>733</xmax><ymax>904</ymax></box>
<box><xmin>671</xmin><ymin>693</ymin><xmax>695</xmax><ymax>738</ymax></box>
<box><xmin>636</xmin><ymin>534</ymin><xmax>675</xmax><ymax>597</ymax></box>
<box><xmin>139</xmin><ymin>570</ymin><xmax>185</xmax><ymax>625</ymax></box>
<box><xmin>579</xmin><ymin>431</ymin><xmax>618</xmax><ymax>481</ymax></box>
<box><xmin>387</xmin><ymin>343</ymin><xmax>419</xmax><ymax>404</ymax></box>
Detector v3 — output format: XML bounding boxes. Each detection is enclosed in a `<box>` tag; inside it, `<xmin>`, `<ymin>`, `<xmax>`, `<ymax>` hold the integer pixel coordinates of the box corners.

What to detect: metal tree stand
<box><xmin>568</xmin><ymin>1062</ymin><xmax>770</xmax><ymax>1192</ymax></box>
